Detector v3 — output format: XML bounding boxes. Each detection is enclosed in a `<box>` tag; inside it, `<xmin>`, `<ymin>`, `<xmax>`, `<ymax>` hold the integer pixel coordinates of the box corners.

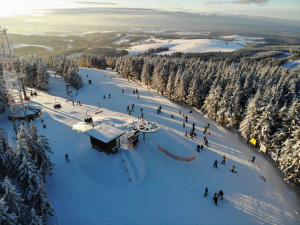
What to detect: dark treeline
<box><xmin>74</xmin><ymin>54</ymin><xmax>107</xmax><ymax>70</ymax></box>
<box><xmin>110</xmin><ymin>55</ymin><xmax>299</xmax><ymax>184</ymax></box>
<box><xmin>0</xmin><ymin>123</ymin><xmax>54</xmax><ymax>224</ymax></box>
<box><xmin>46</xmin><ymin>55</ymin><xmax>82</xmax><ymax>88</ymax></box>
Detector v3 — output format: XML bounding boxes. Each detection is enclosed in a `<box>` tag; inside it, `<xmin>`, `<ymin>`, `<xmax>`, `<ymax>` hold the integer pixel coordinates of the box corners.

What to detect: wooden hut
<box><xmin>85</xmin><ymin>124</ymin><xmax>124</xmax><ymax>154</ymax></box>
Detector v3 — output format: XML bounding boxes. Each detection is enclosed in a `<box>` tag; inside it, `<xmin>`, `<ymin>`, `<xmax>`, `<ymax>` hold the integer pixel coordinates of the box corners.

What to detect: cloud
<box><xmin>205</xmin><ymin>0</ymin><xmax>269</xmax><ymax>6</ymax></box>
<box><xmin>74</xmin><ymin>1</ymin><xmax>117</xmax><ymax>6</ymax></box>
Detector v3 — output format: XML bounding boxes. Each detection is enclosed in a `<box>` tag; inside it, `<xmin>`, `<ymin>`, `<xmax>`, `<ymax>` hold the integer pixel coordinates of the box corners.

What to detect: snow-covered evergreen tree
<box><xmin>0</xmin><ymin>199</ymin><xmax>17</xmax><ymax>225</ymax></box>
<box><xmin>0</xmin><ymin>129</ymin><xmax>14</xmax><ymax>175</ymax></box>
<box><xmin>30</xmin><ymin>208</ymin><xmax>44</xmax><ymax>225</ymax></box>
<box><xmin>2</xmin><ymin>177</ymin><xmax>27</xmax><ymax>224</ymax></box>
<box><xmin>202</xmin><ymin>85</ymin><xmax>222</xmax><ymax>120</ymax></box>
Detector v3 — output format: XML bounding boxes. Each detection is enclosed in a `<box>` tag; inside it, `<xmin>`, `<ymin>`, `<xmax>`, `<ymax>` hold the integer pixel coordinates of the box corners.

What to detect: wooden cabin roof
<box><xmin>85</xmin><ymin>124</ymin><xmax>125</xmax><ymax>143</ymax></box>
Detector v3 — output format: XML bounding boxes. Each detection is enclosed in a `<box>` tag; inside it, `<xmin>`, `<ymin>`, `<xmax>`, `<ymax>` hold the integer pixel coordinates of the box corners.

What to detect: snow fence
<box><xmin>157</xmin><ymin>145</ymin><xmax>195</xmax><ymax>162</ymax></box>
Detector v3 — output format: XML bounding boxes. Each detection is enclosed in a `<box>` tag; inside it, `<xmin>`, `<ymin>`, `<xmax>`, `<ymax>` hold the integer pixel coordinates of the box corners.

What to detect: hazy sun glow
<box><xmin>0</xmin><ymin>0</ymin><xmax>76</xmax><ymax>17</ymax></box>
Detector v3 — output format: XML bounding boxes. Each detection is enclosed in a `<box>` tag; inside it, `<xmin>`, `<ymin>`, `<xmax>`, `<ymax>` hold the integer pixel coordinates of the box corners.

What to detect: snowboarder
<box><xmin>214</xmin><ymin>159</ymin><xmax>218</xmax><ymax>168</ymax></box>
<box><xmin>65</xmin><ymin>153</ymin><xmax>70</xmax><ymax>162</ymax></box>
<box><xmin>231</xmin><ymin>165</ymin><xmax>236</xmax><ymax>173</ymax></box>
<box><xmin>251</xmin><ymin>156</ymin><xmax>255</xmax><ymax>163</ymax></box>
<box><xmin>221</xmin><ymin>155</ymin><xmax>226</xmax><ymax>164</ymax></box>
<box><xmin>218</xmin><ymin>190</ymin><xmax>224</xmax><ymax>200</ymax></box>
<box><xmin>213</xmin><ymin>193</ymin><xmax>218</xmax><ymax>206</ymax></box>
<box><xmin>185</xmin><ymin>115</ymin><xmax>188</xmax><ymax>123</ymax></box>
<box><xmin>185</xmin><ymin>131</ymin><xmax>188</xmax><ymax>137</ymax></box>
<box><xmin>197</xmin><ymin>145</ymin><xmax>200</xmax><ymax>153</ymax></box>
<box><xmin>204</xmin><ymin>187</ymin><xmax>208</xmax><ymax>196</ymax></box>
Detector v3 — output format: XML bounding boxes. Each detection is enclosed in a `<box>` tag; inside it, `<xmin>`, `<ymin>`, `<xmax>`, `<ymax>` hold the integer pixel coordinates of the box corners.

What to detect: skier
<box><xmin>72</xmin><ymin>100</ymin><xmax>74</xmax><ymax>106</ymax></box>
<box><xmin>131</xmin><ymin>105</ymin><xmax>134</xmax><ymax>112</ymax></box>
<box><xmin>251</xmin><ymin>156</ymin><xmax>256</xmax><ymax>163</ymax></box>
<box><xmin>122</xmin><ymin>89</ymin><xmax>124</xmax><ymax>93</ymax></box>
<box><xmin>79</xmin><ymin>101</ymin><xmax>81</xmax><ymax>106</ymax></box>
<box><xmin>185</xmin><ymin>131</ymin><xmax>188</xmax><ymax>137</ymax></box>
<box><xmin>136</xmin><ymin>89</ymin><xmax>138</xmax><ymax>94</ymax></box>
<box><xmin>140</xmin><ymin>108</ymin><xmax>143</xmax><ymax>112</ymax></box>
<box><xmin>127</xmin><ymin>106</ymin><xmax>130</xmax><ymax>112</ymax></box>
<box><xmin>221</xmin><ymin>155</ymin><xmax>226</xmax><ymax>164</ymax></box>
<box><xmin>203</xmin><ymin>127</ymin><xmax>207</xmax><ymax>134</ymax></box>
<box><xmin>200</xmin><ymin>145</ymin><xmax>204</xmax><ymax>150</ymax></box>
<box><xmin>185</xmin><ymin>115</ymin><xmax>188</xmax><ymax>123</ymax></box>
<box><xmin>231</xmin><ymin>165</ymin><xmax>236</xmax><ymax>173</ymax></box>
<box><xmin>207</xmin><ymin>123</ymin><xmax>210</xmax><ymax>128</ymax></box>
<box><xmin>109</xmin><ymin>94</ymin><xmax>111</xmax><ymax>98</ymax></box>
<box><xmin>213</xmin><ymin>193</ymin><xmax>218</xmax><ymax>206</ymax></box>
<box><xmin>103</xmin><ymin>95</ymin><xmax>106</xmax><ymax>99</ymax></box>
<box><xmin>141</xmin><ymin>112</ymin><xmax>144</xmax><ymax>118</ymax></box>
<box><xmin>197</xmin><ymin>145</ymin><xmax>200</xmax><ymax>152</ymax></box>
<box><xmin>214</xmin><ymin>159</ymin><xmax>218</xmax><ymax>168</ymax></box>
<box><xmin>30</xmin><ymin>90</ymin><xmax>33</xmax><ymax>97</ymax></box>
<box><xmin>65</xmin><ymin>153</ymin><xmax>70</xmax><ymax>162</ymax></box>
<box><xmin>204</xmin><ymin>138</ymin><xmax>208</xmax><ymax>146</ymax></box>
<box><xmin>204</xmin><ymin>187</ymin><xmax>208</xmax><ymax>196</ymax></box>
<box><xmin>179</xmin><ymin>110</ymin><xmax>181</xmax><ymax>115</ymax></box>
<box><xmin>218</xmin><ymin>190</ymin><xmax>224</xmax><ymax>200</ymax></box>
<box><xmin>183</xmin><ymin>122</ymin><xmax>185</xmax><ymax>128</ymax></box>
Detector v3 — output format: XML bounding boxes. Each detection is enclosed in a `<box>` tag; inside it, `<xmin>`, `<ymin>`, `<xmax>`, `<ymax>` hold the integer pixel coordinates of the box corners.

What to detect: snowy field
<box><xmin>1</xmin><ymin>68</ymin><xmax>299</xmax><ymax>225</ymax></box>
<box><xmin>127</xmin><ymin>38</ymin><xmax>245</xmax><ymax>55</ymax></box>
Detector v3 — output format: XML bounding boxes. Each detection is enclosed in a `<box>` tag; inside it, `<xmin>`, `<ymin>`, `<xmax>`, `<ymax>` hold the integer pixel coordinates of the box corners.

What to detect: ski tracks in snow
<box><xmin>120</xmin><ymin>146</ymin><xmax>146</xmax><ymax>184</ymax></box>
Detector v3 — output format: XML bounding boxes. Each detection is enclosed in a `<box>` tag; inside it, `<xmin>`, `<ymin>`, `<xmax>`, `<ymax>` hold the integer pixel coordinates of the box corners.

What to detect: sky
<box><xmin>0</xmin><ymin>0</ymin><xmax>299</xmax><ymax>35</ymax></box>
<box><xmin>0</xmin><ymin>0</ymin><xmax>299</xmax><ymax>20</ymax></box>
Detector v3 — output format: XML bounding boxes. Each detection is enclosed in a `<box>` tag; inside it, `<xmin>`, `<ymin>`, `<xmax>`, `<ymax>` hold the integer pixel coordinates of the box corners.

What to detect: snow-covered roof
<box><xmin>85</xmin><ymin>124</ymin><xmax>125</xmax><ymax>143</ymax></box>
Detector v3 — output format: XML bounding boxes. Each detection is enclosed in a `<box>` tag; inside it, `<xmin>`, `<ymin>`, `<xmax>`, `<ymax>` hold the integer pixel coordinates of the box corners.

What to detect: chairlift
<box><xmin>53</xmin><ymin>98</ymin><xmax>61</xmax><ymax>109</ymax></box>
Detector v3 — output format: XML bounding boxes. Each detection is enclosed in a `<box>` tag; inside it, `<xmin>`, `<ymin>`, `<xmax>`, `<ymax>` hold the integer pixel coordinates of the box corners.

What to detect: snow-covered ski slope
<box><xmin>4</xmin><ymin>68</ymin><xmax>299</xmax><ymax>225</ymax></box>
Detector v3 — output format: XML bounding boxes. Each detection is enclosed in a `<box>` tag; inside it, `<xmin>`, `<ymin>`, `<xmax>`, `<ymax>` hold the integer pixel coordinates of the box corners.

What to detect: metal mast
<box><xmin>0</xmin><ymin>27</ymin><xmax>27</xmax><ymax>135</ymax></box>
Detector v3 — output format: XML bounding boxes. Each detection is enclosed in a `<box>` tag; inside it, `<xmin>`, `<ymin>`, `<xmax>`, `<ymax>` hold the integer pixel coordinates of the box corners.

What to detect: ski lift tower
<box><xmin>0</xmin><ymin>26</ymin><xmax>27</xmax><ymax>135</ymax></box>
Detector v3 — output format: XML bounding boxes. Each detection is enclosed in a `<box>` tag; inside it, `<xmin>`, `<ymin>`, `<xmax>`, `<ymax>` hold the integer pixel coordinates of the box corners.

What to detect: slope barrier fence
<box><xmin>157</xmin><ymin>145</ymin><xmax>195</xmax><ymax>162</ymax></box>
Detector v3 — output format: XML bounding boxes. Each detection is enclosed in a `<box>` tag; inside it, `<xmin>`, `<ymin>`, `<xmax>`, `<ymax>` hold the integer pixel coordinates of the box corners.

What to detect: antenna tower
<box><xmin>0</xmin><ymin>27</ymin><xmax>27</xmax><ymax>135</ymax></box>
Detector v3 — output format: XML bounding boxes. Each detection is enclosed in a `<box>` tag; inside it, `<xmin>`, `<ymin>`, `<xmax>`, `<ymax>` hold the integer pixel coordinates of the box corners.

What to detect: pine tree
<box><xmin>0</xmin><ymin>79</ymin><xmax>7</xmax><ymax>113</ymax></box>
<box><xmin>0</xmin><ymin>129</ymin><xmax>14</xmax><ymax>175</ymax></box>
<box><xmin>30</xmin><ymin>208</ymin><xmax>44</xmax><ymax>225</ymax></box>
<box><xmin>0</xmin><ymin>199</ymin><xmax>17</xmax><ymax>225</ymax></box>
<box><xmin>202</xmin><ymin>85</ymin><xmax>222</xmax><ymax>120</ymax></box>
<box><xmin>2</xmin><ymin>177</ymin><xmax>27</xmax><ymax>224</ymax></box>
<box><xmin>239</xmin><ymin>91</ymin><xmax>262</xmax><ymax>143</ymax></box>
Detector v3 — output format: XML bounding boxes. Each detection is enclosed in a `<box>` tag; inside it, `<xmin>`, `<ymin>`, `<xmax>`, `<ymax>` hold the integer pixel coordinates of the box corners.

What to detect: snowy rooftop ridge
<box><xmin>85</xmin><ymin>124</ymin><xmax>125</xmax><ymax>143</ymax></box>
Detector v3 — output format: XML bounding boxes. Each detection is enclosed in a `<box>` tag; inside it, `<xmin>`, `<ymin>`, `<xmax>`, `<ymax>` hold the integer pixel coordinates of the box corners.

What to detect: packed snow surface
<box><xmin>2</xmin><ymin>68</ymin><xmax>299</xmax><ymax>225</ymax></box>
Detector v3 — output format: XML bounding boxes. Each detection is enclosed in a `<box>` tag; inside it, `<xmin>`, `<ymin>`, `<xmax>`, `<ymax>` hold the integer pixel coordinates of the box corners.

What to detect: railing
<box><xmin>157</xmin><ymin>145</ymin><xmax>195</xmax><ymax>162</ymax></box>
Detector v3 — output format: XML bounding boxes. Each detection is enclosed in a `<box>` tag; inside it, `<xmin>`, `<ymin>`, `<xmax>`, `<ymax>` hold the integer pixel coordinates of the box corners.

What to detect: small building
<box><xmin>85</xmin><ymin>124</ymin><xmax>125</xmax><ymax>155</ymax></box>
